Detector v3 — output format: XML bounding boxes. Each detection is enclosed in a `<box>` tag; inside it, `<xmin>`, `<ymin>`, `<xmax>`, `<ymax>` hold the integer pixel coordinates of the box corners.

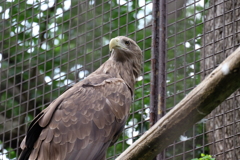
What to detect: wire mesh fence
<box><xmin>164</xmin><ymin>0</ymin><xmax>240</xmax><ymax>160</ymax></box>
<box><xmin>0</xmin><ymin>0</ymin><xmax>239</xmax><ymax>160</ymax></box>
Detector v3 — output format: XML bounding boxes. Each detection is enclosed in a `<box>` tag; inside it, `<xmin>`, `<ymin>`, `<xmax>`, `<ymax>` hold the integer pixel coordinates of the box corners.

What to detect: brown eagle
<box><xmin>19</xmin><ymin>36</ymin><xmax>142</xmax><ymax>160</ymax></box>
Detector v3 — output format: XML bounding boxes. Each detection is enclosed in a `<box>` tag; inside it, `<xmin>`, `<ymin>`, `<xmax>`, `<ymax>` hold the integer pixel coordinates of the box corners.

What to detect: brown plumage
<box><xmin>19</xmin><ymin>36</ymin><xmax>142</xmax><ymax>160</ymax></box>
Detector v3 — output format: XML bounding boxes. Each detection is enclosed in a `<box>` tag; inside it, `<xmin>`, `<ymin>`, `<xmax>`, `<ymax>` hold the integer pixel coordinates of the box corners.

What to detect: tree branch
<box><xmin>116</xmin><ymin>47</ymin><xmax>240</xmax><ymax>160</ymax></box>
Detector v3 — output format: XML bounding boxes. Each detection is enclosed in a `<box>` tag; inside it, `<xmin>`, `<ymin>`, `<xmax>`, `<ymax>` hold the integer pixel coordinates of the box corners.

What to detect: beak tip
<box><xmin>109</xmin><ymin>38</ymin><xmax>118</xmax><ymax>51</ymax></box>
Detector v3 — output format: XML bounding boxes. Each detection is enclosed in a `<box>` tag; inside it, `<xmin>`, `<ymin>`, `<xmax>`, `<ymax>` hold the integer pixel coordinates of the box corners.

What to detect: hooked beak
<box><xmin>109</xmin><ymin>37</ymin><xmax>127</xmax><ymax>51</ymax></box>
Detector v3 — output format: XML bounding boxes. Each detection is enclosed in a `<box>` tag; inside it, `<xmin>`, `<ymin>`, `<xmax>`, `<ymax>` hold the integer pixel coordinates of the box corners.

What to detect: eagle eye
<box><xmin>125</xmin><ymin>40</ymin><xmax>130</xmax><ymax>46</ymax></box>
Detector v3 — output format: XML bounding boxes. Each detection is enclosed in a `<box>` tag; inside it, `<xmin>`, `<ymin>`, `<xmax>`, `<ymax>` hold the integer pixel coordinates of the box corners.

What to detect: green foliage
<box><xmin>192</xmin><ymin>153</ymin><xmax>215</xmax><ymax>160</ymax></box>
<box><xmin>0</xmin><ymin>141</ymin><xmax>16</xmax><ymax>160</ymax></box>
<box><xmin>166</xmin><ymin>1</ymin><xmax>204</xmax><ymax>108</ymax></box>
<box><xmin>6</xmin><ymin>147</ymin><xmax>17</xmax><ymax>159</ymax></box>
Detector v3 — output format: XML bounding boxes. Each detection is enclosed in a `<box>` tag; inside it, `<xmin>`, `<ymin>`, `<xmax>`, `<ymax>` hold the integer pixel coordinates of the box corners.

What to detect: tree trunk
<box><xmin>202</xmin><ymin>0</ymin><xmax>240</xmax><ymax>159</ymax></box>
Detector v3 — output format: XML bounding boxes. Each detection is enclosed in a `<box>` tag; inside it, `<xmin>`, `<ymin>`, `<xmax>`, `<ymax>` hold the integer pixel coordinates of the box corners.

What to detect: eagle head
<box><xmin>109</xmin><ymin>36</ymin><xmax>142</xmax><ymax>78</ymax></box>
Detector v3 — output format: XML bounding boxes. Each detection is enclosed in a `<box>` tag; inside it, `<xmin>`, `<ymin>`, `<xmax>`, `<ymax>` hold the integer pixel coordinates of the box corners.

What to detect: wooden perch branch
<box><xmin>116</xmin><ymin>47</ymin><xmax>240</xmax><ymax>160</ymax></box>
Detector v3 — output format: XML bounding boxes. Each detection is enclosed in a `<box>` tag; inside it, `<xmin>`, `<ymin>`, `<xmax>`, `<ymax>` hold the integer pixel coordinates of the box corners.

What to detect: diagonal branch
<box><xmin>116</xmin><ymin>47</ymin><xmax>240</xmax><ymax>160</ymax></box>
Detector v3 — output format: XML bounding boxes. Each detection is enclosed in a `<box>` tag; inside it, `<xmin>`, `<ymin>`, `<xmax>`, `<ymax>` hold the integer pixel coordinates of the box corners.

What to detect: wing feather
<box><xmin>45</xmin><ymin>129</ymin><xmax>54</xmax><ymax>143</ymax></box>
<box><xmin>53</xmin><ymin>132</ymin><xmax>62</xmax><ymax>144</ymax></box>
<box><xmin>19</xmin><ymin>77</ymin><xmax>132</xmax><ymax>160</ymax></box>
<box><xmin>67</xmin><ymin>142</ymin><xmax>74</xmax><ymax>153</ymax></box>
<box><xmin>27</xmin><ymin>139</ymin><xmax>41</xmax><ymax>160</ymax></box>
<box><xmin>39</xmin><ymin>128</ymin><xmax>48</xmax><ymax>141</ymax></box>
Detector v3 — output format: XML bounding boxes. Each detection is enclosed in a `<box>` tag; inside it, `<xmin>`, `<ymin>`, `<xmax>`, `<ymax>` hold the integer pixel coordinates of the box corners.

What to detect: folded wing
<box><xmin>19</xmin><ymin>77</ymin><xmax>132</xmax><ymax>160</ymax></box>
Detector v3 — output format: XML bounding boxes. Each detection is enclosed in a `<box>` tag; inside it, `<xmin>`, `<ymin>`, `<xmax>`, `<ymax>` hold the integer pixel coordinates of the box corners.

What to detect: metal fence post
<box><xmin>150</xmin><ymin>0</ymin><xmax>167</xmax><ymax>159</ymax></box>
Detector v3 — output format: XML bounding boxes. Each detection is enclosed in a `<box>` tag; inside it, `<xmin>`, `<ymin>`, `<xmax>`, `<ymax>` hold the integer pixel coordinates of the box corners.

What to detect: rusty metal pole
<box><xmin>150</xmin><ymin>0</ymin><xmax>166</xmax><ymax>159</ymax></box>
